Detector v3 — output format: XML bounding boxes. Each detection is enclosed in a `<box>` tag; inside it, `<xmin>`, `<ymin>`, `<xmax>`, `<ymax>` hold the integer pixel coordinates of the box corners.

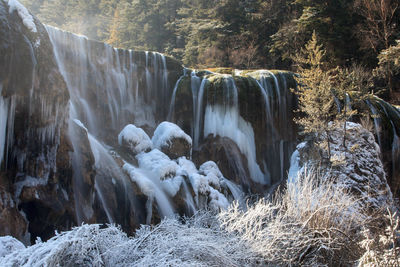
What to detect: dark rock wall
<box><xmin>0</xmin><ymin>1</ymin><xmax>72</xmax><ymax>243</ymax></box>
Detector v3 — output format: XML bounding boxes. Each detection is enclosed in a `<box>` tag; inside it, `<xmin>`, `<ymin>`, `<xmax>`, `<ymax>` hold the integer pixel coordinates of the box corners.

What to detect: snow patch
<box><xmin>136</xmin><ymin>149</ymin><xmax>178</xmax><ymax>180</ymax></box>
<box><xmin>152</xmin><ymin>121</ymin><xmax>192</xmax><ymax>149</ymax></box>
<box><xmin>118</xmin><ymin>124</ymin><xmax>152</xmax><ymax>154</ymax></box>
<box><xmin>123</xmin><ymin>163</ymin><xmax>155</xmax><ymax>198</ymax></box>
<box><xmin>7</xmin><ymin>0</ymin><xmax>37</xmax><ymax>33</ymax></box>
<box><xmin>176</xmin><ymin>157</ymin><xmax>198</xmax><ymax>176</ymax></box>
<box><xmin>0</xmin><ymin>236</ymin><xmax>25</xmax><ymax>258</ymax></box>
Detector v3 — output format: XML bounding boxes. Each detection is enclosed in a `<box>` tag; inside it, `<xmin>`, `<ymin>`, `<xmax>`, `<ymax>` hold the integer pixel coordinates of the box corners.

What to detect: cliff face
<box><xmin>289</xmin><ymin>122</ymin><xmax>393</xmax><ymax>211</ymax></box>
<box><xmin>0</xmin><ymin>0</ymin><xmax>70</xmax><ymax>243</ymax></box>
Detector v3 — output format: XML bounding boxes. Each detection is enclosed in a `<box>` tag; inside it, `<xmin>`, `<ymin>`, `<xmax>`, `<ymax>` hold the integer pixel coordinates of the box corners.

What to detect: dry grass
<box><xmin>219</xmin><ymin>168</ymin><xmax>366</xmax><ymax>266</ymax></box>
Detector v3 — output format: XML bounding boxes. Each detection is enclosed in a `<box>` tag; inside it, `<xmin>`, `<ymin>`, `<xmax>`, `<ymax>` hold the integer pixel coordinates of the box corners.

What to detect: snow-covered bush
<box><xmin>0</xmin><ymin>236</ymin><xmax>25</xmax><ymax>258</ymax></box>
<box><xmin>358</xmin><ymin>209</ymin><xmax>400</xmax><ymax>267</ymax></box>
<box><xmin>0</xmin><ymin>214</ymin><xmax>260</xmax><ymax>267</ymax></box>
<box><xmin>2</xmin><ymin>167</ymin><xmax>391</xmax><ymax>266</ymax></box>
<box><xmin>219</xmin><ymin>168</ymin><xmax>366</xmax><ymax>266</ymax></box>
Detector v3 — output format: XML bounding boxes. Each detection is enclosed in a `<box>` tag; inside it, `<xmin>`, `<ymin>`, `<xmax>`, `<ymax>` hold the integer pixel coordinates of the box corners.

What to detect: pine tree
<box><xmin>294</xmin><ymin>32</ymin><xmax>336</xmax><ymax>159</ymax></box>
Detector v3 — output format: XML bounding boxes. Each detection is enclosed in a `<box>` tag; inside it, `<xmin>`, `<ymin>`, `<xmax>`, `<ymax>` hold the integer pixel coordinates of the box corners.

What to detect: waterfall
<box><xmin>204</xmin><ymin>105</ymin><xmax>268</xmax><ymax>185</ymax></box>
<box><xmin>366</xmin><ymin>100</ymin><xmax>382</xmax><ymax>148</ymax></box>
<box><xmin>0</xmin><ymin>84</ymin><xmax>8</xmax><ymax>166</ymax></box>
<box><xmin>247</xmin><ymin>70</ymin><xmax>296</xmax><ymax>184</ymax></box>
<box><xmin>45</xmin><ymin>26</ymin><xmax>178</xmax><ymax>224</ymax></box>
<box><xmin>45</xmin><ymin>26</ymin><xmax>241</xmax><ymax>226</ymax></box>
<box><xmin>203</xmin><ymin>75</ymin><xmax>269</xmax><ymax>185</ymax></box>
<box><xmin>168</xmin><ymin>68</ymin><xmax>187</xmax><ymax>121</ymax></box>
<box><xmin>193</xmin><ymin>77</ymin><xmax>208</xmax><ymax>149</ymax></box>
<box><xmin>46</xmin><ymin>26</ymin><xmax>174</xmax><ymax>136</ymax></box>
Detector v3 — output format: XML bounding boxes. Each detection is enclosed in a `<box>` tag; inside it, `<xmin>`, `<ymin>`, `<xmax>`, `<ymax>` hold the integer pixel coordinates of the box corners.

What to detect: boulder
<box><xmin>152</xmin><ymin>122</ymin><xmax>192</xmax><ymax>159</ymax></box>
<box><xmin>118</xmin><ymin>124</ymin><xmax>152</xmax><ymax>155</ymax></box>
<box><xmin>289</xmin><ymin>122</ymin><xmax>393</xmax><ymax>211</ymax></box>
<box><xmin>0</xmin><ymin>188</ymin><xmax>28</xmax><ymax>243</ymax></box>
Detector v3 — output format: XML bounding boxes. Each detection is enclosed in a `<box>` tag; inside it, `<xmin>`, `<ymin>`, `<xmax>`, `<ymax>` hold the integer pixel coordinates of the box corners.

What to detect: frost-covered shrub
<box><xmin>358</xmin><ymin>209</ymin><xmax>400</xmax><ymax>267</ymax></box>
<box><xmin>219</xmin><ymin>168</ymin><xmax>366</xmax><ymax>266</ymax></box>
<box><xmin>2</xmin><ymin>168</ymin><xmax>389</xmax><ymax>266</ymax></box>
<box><xmin>0</xmin><ymin>214</ymin><xmax>260</xmax><ymax>267</ymax></box>
<box><xmin>0</xmin><ymin>236</ymin><xmax>25</xmax><ymax>258</ymax></box>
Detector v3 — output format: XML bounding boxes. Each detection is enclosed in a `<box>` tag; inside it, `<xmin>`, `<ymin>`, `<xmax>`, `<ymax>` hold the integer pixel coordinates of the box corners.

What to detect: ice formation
<box><xmin>6</xmin><ymin>0</ymin><xmax>37</xmax><ymax>33</ymax></box>
<box><xmin>204</xmin><ymin>105</ymin><xmax>267</xmax><ymax>185</ymax></box>
<box><xmin>152</xmin><ymin>122</ymin><xmax>192</xmax><ymax>149</ymax></box>
<box><xmin>118</xmin><ymin>124</ymin><xmax>152</xmax><ymax>154</ymax></box>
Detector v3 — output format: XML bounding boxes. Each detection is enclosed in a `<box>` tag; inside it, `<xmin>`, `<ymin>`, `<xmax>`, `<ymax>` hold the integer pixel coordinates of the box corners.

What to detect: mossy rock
<box><xmin>172</xmin><ymin>76</ymin><xmax>194</xmax><ymax>135</ymax></box>
<box><xmin>206</xmin><ymin>67</ymin><xmax>234</xmax><ymax>75</ymax></box>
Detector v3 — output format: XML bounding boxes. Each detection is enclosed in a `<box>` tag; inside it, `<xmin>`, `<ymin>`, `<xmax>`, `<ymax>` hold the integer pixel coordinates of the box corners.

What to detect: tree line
<box><xmin>21</xmin><ymin>0</ymin><xmax>400</xmax><ymax>100</ymax></box>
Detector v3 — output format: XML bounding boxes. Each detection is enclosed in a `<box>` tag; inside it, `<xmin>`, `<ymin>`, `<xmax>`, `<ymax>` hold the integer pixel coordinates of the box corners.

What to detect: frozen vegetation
<box><xmin>0</xmin><ymin>236</ymin><xmax>25</xmax><ymax>258</ymax></box>
<box><xmin>289</xmin><ymin>122</ymin><xmax>393</xmax><ymax>210</ymax></box>
<box><xmin>2</xmin><ymin>167</ymin><xmax>398</xmax><ymax>266</ymax></box>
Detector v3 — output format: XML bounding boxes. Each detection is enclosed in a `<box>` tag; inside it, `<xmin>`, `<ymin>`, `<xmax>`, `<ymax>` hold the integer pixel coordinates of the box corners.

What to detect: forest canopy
<box><xmin>21</xmin><ymin>0</ymin><xmax>400</xmax><ymax>99</ymax></box>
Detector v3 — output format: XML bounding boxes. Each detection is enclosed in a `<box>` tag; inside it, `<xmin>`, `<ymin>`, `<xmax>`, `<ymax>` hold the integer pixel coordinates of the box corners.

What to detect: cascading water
<box><xmin>45</xmin><ymin>25</ymin><xmax>242</xmax><ymax>227</ymax></box>
<box><xmin>46</xmin><ymin>26</ymin><xmax>180</xmax><ymax>224</ymax></box>
<box><xmin>46</xmin><ymin>26</ymin><xmax>169</xmax><ymax>135</ymax></box>
<box><xmin>203</xmin><ymin>75</ymin><xmax>269</xmax><ymax>185</ymax></box>
<box><xmin>168</xmin><ymin>69</ymin><xmax>187</xmax><ymax>121</ymax></box>
<box><xmin>0</xmin><ymin>84</ymin><xmax>8</xmax><ymax>166</ymax></box>
<box><xmin>167</xmin><ymin>69</ymin><xmax>297</xmax><ymax>188</ymax></box>
<box><xmin>366</xmin><ymin>100</ymin><xmax>383</xmax><ymax>148</ymax></box>
<box><xmin>247</xmin><ymin>70</ymin><xmax>297</xmax><ymax>183</ymax></box>
<box><xmin>193</xmin><ymin>76</ymin><xmax>208</xmax><ymax>149</ymax></box>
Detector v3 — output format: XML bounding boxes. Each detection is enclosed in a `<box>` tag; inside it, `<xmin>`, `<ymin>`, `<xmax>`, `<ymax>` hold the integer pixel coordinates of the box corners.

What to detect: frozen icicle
<box><xmin>0</xmin><ymin>95</ymin><xmax>9</xmax><ymax>166</ymax></box>
<box><xmin>204</xmin><ymin>105</ymin><xmax>268</xmax><ymax>185</ymax></box>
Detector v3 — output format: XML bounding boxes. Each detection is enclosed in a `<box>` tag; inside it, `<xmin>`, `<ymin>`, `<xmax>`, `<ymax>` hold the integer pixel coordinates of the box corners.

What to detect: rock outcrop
<box><xmin>289</xmin><ymin>122</ymin><xmax>393</xmax><ymax>210</ymax></box>
<box><xmin>152</xmin><ymin>122</ymin><xmax>192</xmax><ymax>160</ymax></box>
<box><xmin>0</xmin><ymin>0</ymin><xmax>72</xmax><ymax>243</ymax></box>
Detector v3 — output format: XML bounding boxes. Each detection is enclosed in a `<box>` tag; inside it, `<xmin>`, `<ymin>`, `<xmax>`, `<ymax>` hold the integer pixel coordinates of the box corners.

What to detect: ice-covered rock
<box><xmin>6</xmin><ymin>0</ymin><xmax>37</xmax><ymax>33</ymax></box>
<box><xmin>152</xmin><ymin>122</ymin><xmax>192</xmax><ymax>159</ymax></box>
<box><xmin>136</xmin><ymin>149</ymin><xmax>179</xmax><ymax>180</ymax></box>
<box><xmin>118</xmin><ymin>124</ymin><xmax>152</xmax><ymax>155</ymax></box>
<box><xmin>288</xmin><ymin>122</ymin><xmax>393</xmax><ymax>210</ymax></box>
<box><xmin>129</xmin><ymin>146</ymin><xmax>236</xmax><ymax>213</ymax></box>
<box><xmin>0</xmin><ymin>236</ymin><xmax>25</xmax><ymax>258</ymax></box>
<box><xmin>199</xmin><ymin>161</ymin><xmax>224</xmax><ymax>189</ymax></box>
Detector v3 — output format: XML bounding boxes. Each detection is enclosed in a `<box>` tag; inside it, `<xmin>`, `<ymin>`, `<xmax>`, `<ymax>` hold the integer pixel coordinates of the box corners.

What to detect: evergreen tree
<box><xmin>293</xmin><ymin>32</ymin><xmax>336</xmax><ymax>159</ymax></box>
